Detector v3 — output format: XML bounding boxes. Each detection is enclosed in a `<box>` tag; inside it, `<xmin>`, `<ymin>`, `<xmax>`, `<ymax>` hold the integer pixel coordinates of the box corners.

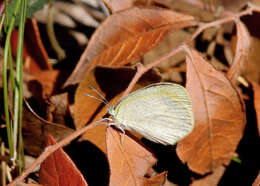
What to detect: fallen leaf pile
<box><xmin>1</xmin><ymin>0</ymin><xmax>260</xmax><ymax>185</ymax></box>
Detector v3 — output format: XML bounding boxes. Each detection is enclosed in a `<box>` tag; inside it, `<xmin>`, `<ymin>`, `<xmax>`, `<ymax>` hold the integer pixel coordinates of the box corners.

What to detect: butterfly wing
<box><xmin>113</xmin><ymin>83</ymin><xmax>194</xmax><ymax>145</ymax></box>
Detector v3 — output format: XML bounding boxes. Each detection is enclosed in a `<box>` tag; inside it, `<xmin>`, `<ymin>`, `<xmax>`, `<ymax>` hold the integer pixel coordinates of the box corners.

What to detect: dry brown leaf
<box><xmin>106</xmin><ymin>127</ymin><xmax>157</xmax><ymax>186</ymax></box>
<box><xmin>11</xmin><ymin>19</ymin><xmax>51</xmax><ymax>73</ymax></box>
<box><xmin>39</xmin><ymin>135</ymin><xmax>88</xmax><ymax>186</ymax></box>
<box><xmin>252</xmin><ymin>171</ymin><xmax>260</xmax><ymax>186</ymax></box>
<box><xmin>143</xmin><ymin>30</ymin><xmax>190</xmax><ymax>68</ymax></box>
<box><xmin>74</xmin><ymin>66</ymin><xmax>161</xmax><ymax>152</ymax></box>
<box><xmin>190</xmin><ymin>166</ymin><xmax>225</xmax><ymax>186</ymax></box>
<box><xmin>143</xmin><ymin>29</ymin><xmax>194</xmax><ymax>83</ymax></box>
<box><xmin>74</xmin><ymin>66</ymin><xmax>134</xmax><ymax>152</ymax></box>
<box><xmin>74</xmin><ymin>66</ymin><xmax>142</xmax><ymax>128</ymax></box>
<box><xmin>80</xmin><ymin>124</ymin><xmax>107</xmax><ymax>153</ymax></box>
<box><xmin>143</xmin><ymin>171</ymin><xmax>167</xmax><ymax>186</ymax></box>
<box><xmin>176</xmin><ymin>49</ymin><xmax>246</xmax><ymax>175</ymax></box>
<box><xmin>241</xmin><ymin>36</ymin><xmax>260</xmax><ymax>83</ymax></box>
<box><xmin>227</xmin><ymin>20</ymin><xmax>251</xmax><ymax>82</ymax></box>
<box><xmin>178</xmin><ymin>0</ymin><xmax>247</xmax><ymax>12</ymax></box>
<box><xmin>252</xmin><ymin>0</ymin><xmax>260</xmax><ymax>6</ymax></box>
<box><xmin>167</xmin><ymin>0</ymin><xmax>216</xmax><ymax>22</ymax></box>
<box><xmin>219</xmin><ymin>0</ymin><xmax>248</xmax><ymax>11</ymax></box>
<box><xmin>24</xmin><ymin>70</ymin><xmax>60</xmax><ymax>98</ymax></box>
<box><xmin>19</xmin><ymin>184</ymin><xmax>42</xmax><ymax>186</ymax></box>
<box><xmin>252</xmin><ymin>82</ymin><xmax>260</xmax><ymax>136</ymax></box>
<box><xmin>102</xmin><ymin>0</ymin><xmax>155</xmax><ymax>13</ymax></box>
<box><xmin>102</xmin><ymin>0</ymin><xmax>135</xmax><ymax>12</ymax></box>
<box><xmin>23</xmin><ymin>108</ymin><xmax>74</xmax><ymax>156</ymax></box>
<box><xmin>64</xmin><ymin>7</ymin><xmax>195</xmax><ymax>86</ymax></box>
<box><xmin>46</xmin><ymin>93</ymin><xmax>70</xmax><ymax>124</ymax></box>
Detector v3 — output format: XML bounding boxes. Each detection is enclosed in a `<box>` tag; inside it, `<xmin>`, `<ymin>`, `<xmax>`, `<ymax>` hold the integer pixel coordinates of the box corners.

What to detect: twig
<box><xmin>122</xmin><ymin>44</ymin><xmax>185</xmax><ymax>97</ymax></box>
<box><xmin>7</xmin><ymin>121</ymin><xmax>100</xmax><ymax>186</ymax></box>
<box><xmin>122</xmin><ymin>4</ymin><xmax>254</xmax><ymax>98</ymax></box>
<box><xmin>248</xmin><ymin>2</ymin><xmax>260</xmax><ymax>13</ymax></box>
<box><xmin>187</xmin><ymin>5</ymin><xmax>253</xmax><ymax>43</ymax></box>
<box><xmin>8</xmin><ymin>3</ymin><xmax>257</xmax><ymax>184</ymax></box>
<box><xmin>24</xmin><ymin>99</ymin><xmax>72</xmax><ymax>128</ymax></box>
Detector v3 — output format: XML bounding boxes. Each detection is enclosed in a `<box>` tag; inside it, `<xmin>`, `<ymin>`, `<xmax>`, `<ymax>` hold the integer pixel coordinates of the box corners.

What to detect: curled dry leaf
<box><xmin>74</xmin><ymin>66</ymin><xmax>161</xmax><ymax>152</ymax></box>
<box><xmin>143</xmin><ymin>171</ymin><xmax>167</xmax><ymax>186</ymax></box>
<box><xmin>227</xmin><ymin>20</ymin><xmax>251</xmax><ymax>82</ymax></box>
<box><xmin>39</xmin><ymin>135</ymin><xmax>88</xmax><ymax>186</ymax></box>
<box><xmin>176</xmin><ymin>49</ymin><xmax>246</xmax><ymax>175</ymax></box>
<box><xmin>252</xmin><ymin>82</ymin><xmax>260</xmax><ymax>136</ymax></box>
<box><xmin>23</xmin><ymin>107</ymin><xmax>74</xmax><ymax>156</ymax></box>
<box><xmin>106</xmin><ymin>127</ymin><xmax>160</xmax><ymax>186</ymax></box>
<box><xmin>64</xmin><ymin>7</ymin><xmax>195</xmax><ymax>86</ymax></box>
<box><xmin>47</xmin><ymin>93</ymin><xmax>70</xmax><ymax>124</ymax></box>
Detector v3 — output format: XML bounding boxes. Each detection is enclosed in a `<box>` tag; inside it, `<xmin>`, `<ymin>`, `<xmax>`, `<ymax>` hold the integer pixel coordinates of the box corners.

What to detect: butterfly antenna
<box><xmin>85</xmin><ymin>86</ymin><xmax>110</xmax><ymax>105</ymax></box>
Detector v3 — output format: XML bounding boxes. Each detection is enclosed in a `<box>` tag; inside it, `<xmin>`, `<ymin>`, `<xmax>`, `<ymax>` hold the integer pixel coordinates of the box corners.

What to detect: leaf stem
<box><xmin>122</xmin><ymin>4</ymin><xmax>254</xmax><ymax>98</ymax></box>
<box><xmin>8</xmin><ymin>121</ymin><xmax>99</xmax><ymax>185</ymax></box>
<box><xmin>3</xmin><ymin>0</ymin><xmax>21</xmax><ymax>161</ymax></box>
<box><xmin>122</xmin><ymin>44</ymin><xmax>185</xmax><ymax>98</ymax></box>
<box><xmin>8</xmin><ymin>45</ymin><xmax>15</xmax><ymax>90</ymax></box>
<box><xmin>16</xmin><ymin>0</ymin><xmax>27</xmax><ymax>173</ymax></box>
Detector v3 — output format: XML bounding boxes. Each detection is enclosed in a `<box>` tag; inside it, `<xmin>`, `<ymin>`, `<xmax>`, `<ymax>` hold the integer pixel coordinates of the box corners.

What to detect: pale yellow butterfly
<box><xmin>104</xmin><ymin>82</ymin><xmax>194</xmax><ymax>145</ymax></box>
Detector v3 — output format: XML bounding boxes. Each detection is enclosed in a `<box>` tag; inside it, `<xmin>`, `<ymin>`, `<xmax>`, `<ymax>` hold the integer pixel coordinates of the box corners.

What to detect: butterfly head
<box><xmin>107</xmin><ymin>106</ymin><xmax>115</xmax><ymax>117</ymax></box>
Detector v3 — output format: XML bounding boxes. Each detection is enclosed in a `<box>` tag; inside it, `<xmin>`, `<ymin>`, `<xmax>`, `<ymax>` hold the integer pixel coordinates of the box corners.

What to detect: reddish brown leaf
<box><xmin>11</xmin><ymin>19</ymin><xmax>51</xmax><ymax>73</ymax></box>
<box><xmin>176</xmin><ymin>49</ymin><xmax>246</xmax><ymax>174</ymax></box>
<box><xmin>74</xmin><ymin>66</ymin><xmax>134</xmax><ymax>129</ymax></box>
<box><xmin>190</xmin><ymin>166</ymin><xmax>225</xmax><ymax>186</ymax></box>
<box><xmin>106</xmin><ymin>127</ymin><xmax>157</xmax><ymax>186</ymax></box>
<box><xmin>64</xmin><ymin>7</ymin><xmax>195</xmax><ymax>86</ymax></box>
<box><xmin>102</xmin><ymin>0</ymin><xmax>135</xmax><ymax>12</ymax></box>
<box><xmin>227</xmin><ymin>20</ymin><xmax>251</xmax><ymax>82</ymax></box>
<box><xmin>24</xmin><ymin>70</ymin><xmax>60</xmax><ymax>98</ymax></box>
<box><xmin>252</xmin><ymin>171</ymin><xmax>260</xmax><ymax>186</ymax></box>
<box><xmin>252</xmin><ymin>82</ymin><xmax>260</xmax><ymax>136</ymax></box>
<box><xmin>143</xmin><ymin>171</ymin><xmax>167</xmax><ymax>186</ymax></box>
<box><xmin>39</xmin><ymin>135</ymin><xmax>88</xmax><ymax>186</ymax></box>
<box><xmin>74</xmin><ymin>67</ymin><xmax>132</xmax><ymax>153</ymax></box>
<box><xmin>240</xmin><ymin>36</ymin><xmax>260</xmax><ymax>83</ymax></box>
<box><xmin>74</xmin><ymin>66</ymin><xmax>161</xmax><ymax>152</ymax></box>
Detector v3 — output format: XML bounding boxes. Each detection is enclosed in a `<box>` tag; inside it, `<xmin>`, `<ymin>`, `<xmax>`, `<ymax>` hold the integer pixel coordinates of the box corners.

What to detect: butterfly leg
<box><xmin>107</xmin><ymin>122</ymin><xmax>126</xmax><ymax>148</ymax></box>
